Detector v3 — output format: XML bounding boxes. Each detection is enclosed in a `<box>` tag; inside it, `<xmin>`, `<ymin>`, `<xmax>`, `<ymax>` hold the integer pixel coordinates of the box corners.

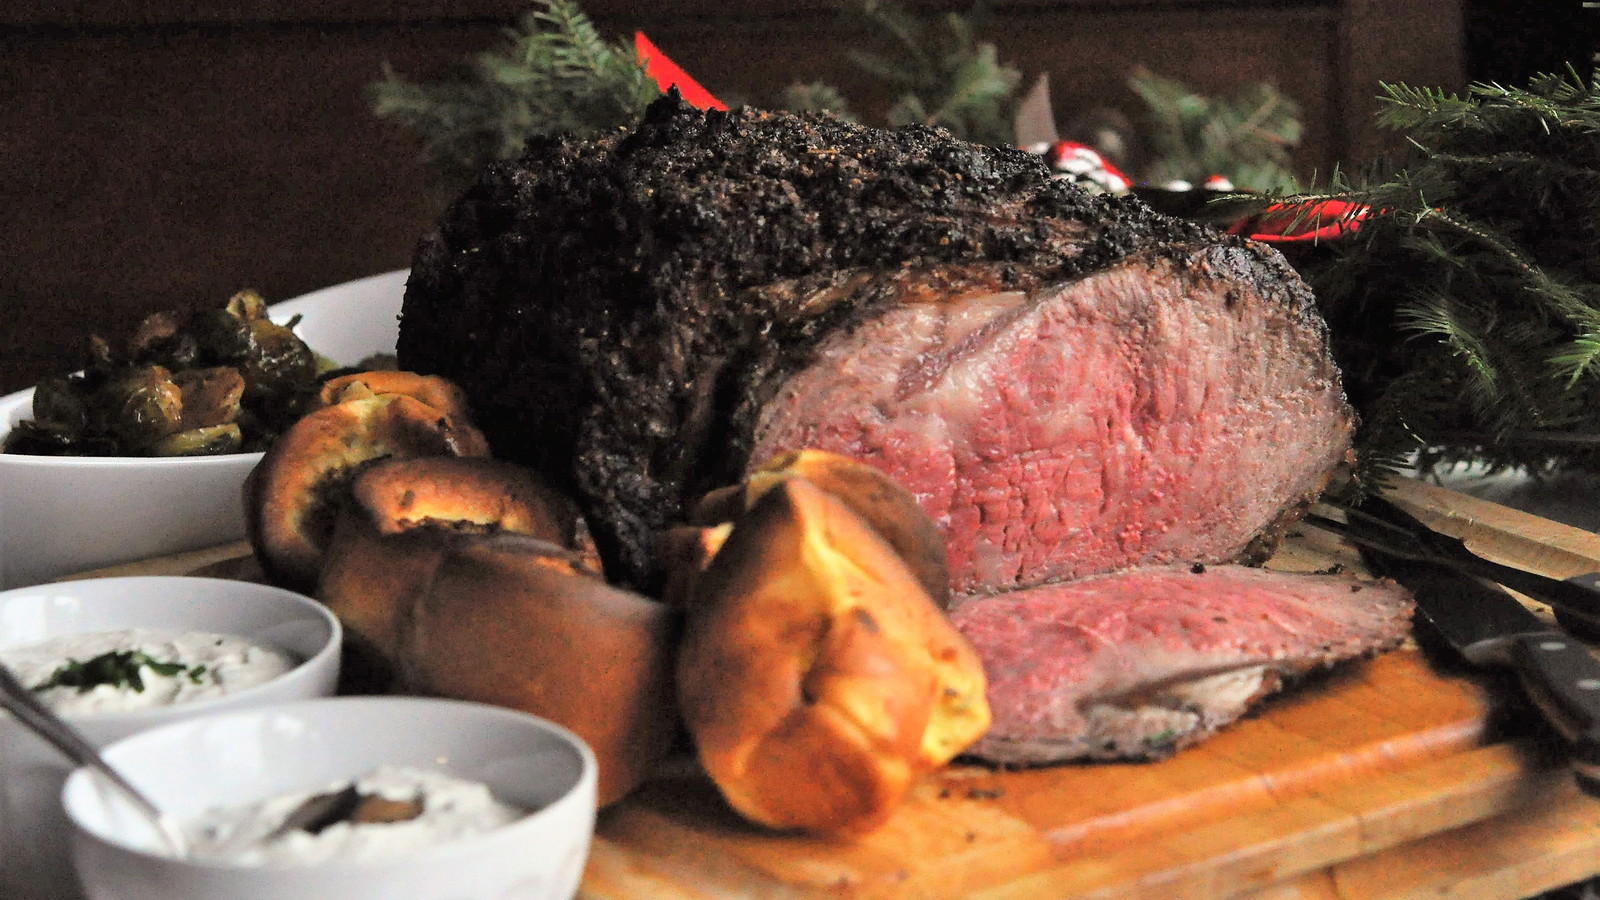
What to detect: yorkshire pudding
<box><xmin>403</xmin><ymin>534</ymin><xmax>682</xmax><ymax>806</ymax></box>
<box><xmin>692</xmin><ymin>449</ymin><xmax>950</xmax><ymax>607</ymax></box>
<box><xmin>316</xmin><ymin>371</ymin><xmax>476</xmax><ymax>420</ymax></box>
<box><xmin>244</xmin><ymin>393</ymin><xmax>489</xmax><ymax>591</ymax></box>
<box><xmin>317</xmin><ymin>456</ymin><xmax>582</xmax><ymax>666</ymax></box>
<box><xmin>677</xmin><ymin>478</ymin><xmax>988</xmax><ymax>836</ymax></box>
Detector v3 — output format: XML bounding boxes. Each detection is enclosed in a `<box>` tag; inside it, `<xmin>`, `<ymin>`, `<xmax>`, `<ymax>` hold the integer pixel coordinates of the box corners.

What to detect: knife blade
<box><xmin>1365</xmin><ymin>551</ymin><xmax>1600</xmax><ymax>796</ymax></box>
<box><xmin>1361</xmin><ymin>495</ymin><xmax>1600</xmax><ymax>634</ymax></box>
<box><xmin>1305</xmin><ymin>496</ymin><xmax>1600</xmax><ymax>637</ymax></box>
<box><xmin>1012</xmin><ymin>73</ymin><xmax>1060</xmax><ymax>149</ymax></box>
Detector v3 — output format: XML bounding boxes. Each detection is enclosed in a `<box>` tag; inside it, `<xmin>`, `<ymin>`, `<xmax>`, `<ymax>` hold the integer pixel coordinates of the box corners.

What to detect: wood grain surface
<box><xmin>83</xmin><ymin>477</ymin><xmax>1600</xmax><ymax>899</ymax></box>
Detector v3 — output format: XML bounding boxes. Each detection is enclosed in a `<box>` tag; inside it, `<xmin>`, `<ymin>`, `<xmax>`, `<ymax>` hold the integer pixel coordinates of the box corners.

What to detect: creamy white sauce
<box><xmin>0</xmin><ymin>628</ymin><xmax>296</xmax><ymax>715</ymax></box>
<box><xmin>185</xmin><ymin>766</ymin><xmax>527</xmax><ymax>865</ymax></box>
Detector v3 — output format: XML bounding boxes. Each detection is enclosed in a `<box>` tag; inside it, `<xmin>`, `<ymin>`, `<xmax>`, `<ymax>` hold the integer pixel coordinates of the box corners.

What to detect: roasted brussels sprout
<box><xmin>2</xmin><ymin>289</ymin><xmax>349</xmax><ymax>457</ymax></box>
<box><xmin>173</xmin><ymin>366</ymin><xmax>245</xmax><ymax>430</ymax></box>
<box><xmin>146</xmin><ymin>424</ymin><xmax>244</xmax><ymax>457</ymax></box>
<box><xmin>95</xmin><ymin>366</ymin><xmax>184</xmax><ymax>447</ymax></box>
<box><xmin>239</xmin><ymin>318</ymin><xmax>318</xmax><ymax>399</ymax></box>
<box><xmin>29</xmin><ymin>375</ymin><xmax>89</xmax><ymax>434</ymax></box>
<box><xmin>0</xmin><ymin>419</ymin><xmax>79</xmax><ymax>455</ymax></box>
<box><xmin>125</xmin><ymin>310</ymin><xmax>200</xmax><ymax>369</ymax></box>
<box><xmin>225</xmin><ymin>288</ymin><xmax>269</xmax><ymax>321</ymax></box>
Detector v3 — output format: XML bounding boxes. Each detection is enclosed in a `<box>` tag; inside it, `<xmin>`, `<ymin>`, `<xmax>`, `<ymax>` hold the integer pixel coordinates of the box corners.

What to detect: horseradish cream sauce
<box><xmin>1</xmin><ymin>628</ymin><xmax>295</xmax><ymax>715</ymax></box>
<box><xmin>185</xmin><ymin>766</ymin><xmax>527</xmax><ymax>865</ymax></box>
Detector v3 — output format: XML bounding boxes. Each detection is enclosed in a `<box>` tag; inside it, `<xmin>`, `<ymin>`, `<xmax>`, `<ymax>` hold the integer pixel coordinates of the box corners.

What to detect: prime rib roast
<box><xmin>397</xmin><ymin>93</ymin><xmax>1410</xmax><ymax>763</ymax></box>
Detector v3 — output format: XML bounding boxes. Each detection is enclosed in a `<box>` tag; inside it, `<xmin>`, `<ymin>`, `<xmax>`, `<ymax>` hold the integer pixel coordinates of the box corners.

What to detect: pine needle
<box><xmin>369</xmin><ymin>0</ymin><xmax>658</xmax><ymax>183</ymax></box>
<box><xmin>839</xmin><ymin>0</ymin><xmax>1020</xmax><ymax>145</ymax></box>
<box><xmin>1128</xmin><ymin>68</ymin><xmax>1302</xmax><ymax>191</ymax></box>
<box><xmin>1262</xmin><ymin>67</ymin><xmax>1600</xmax><ymax>479</ymax></box>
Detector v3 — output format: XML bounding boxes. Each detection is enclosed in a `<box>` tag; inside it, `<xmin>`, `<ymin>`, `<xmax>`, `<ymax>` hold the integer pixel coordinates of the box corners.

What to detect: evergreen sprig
<box><xmin>830</xmin><ymin>0</ymin><xmax>1021</xmax><ymax>146</ymax></box>
<box><xmin>1128</xmin><ymin>67</ymin><xmax>1303</xmax><ymax>191</ymax></box>
<box><xmin>780</xmin><ymin>82</ymin><xmax>859</xmax><ymax>122</ymax></box>
<box><xmin>369</xmin><ymin>0</ymin><xmax>659</xmax><ymax>182</ymax></box>
<box><xmin>1265</xmin><ymin>68</ymin><xmax>1600</xmax><ymax>483</ymax></box>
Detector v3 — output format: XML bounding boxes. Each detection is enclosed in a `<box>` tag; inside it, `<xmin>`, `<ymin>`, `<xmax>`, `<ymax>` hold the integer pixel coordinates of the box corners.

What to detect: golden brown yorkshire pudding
<box><xmin>244</xmin><ymin>393</ymin><xmax>490</xmax><ymax>591</ymax></box>
<box><xmin>316</xmin><ymin>370</ymin><xmax>476</xmax><ymax>420</ymax></box>
<box><xmin>347</xmin><ymin>455</ymin><xmax>579</xmax><ymax>539</ymax></box>
<box><xmin>402</xmin><ymin>534</ymin><xmax>682</xmax><ymax>807</ymax></box>
<box><xmin>677</xmin><ymin>478</ymin><xmax>989</xmax><ymax>837</ymax></box>
<box><xmin>692</xmin><ymin>449</ymin><xmax>950</xmax><ymax>608</ymax></box>
<box><xmin>317</xmin><ymin>456</ymin><xmax>583</xmax><ymax>666</ymax></box>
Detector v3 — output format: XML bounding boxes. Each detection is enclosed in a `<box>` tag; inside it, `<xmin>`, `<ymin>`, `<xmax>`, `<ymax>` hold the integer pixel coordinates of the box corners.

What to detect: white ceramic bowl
<box><xmin>0</xmin><ymin>576</ymin><xmax>342</xmax><ymax>900</ymax></box>
<box><xmin>64</xmin><ymin>697</ymin><xmax>597</xmax><ymax>900</ymax></box>
<box><xmin>0</xmin><ymin>270</ymin><xmax>408</xmax><ymax>589</ymax></box>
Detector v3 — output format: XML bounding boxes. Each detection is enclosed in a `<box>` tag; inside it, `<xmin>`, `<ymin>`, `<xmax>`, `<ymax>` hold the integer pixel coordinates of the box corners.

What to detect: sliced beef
<box><xmin>950</xmin><ymin>565</ymin><xmax>1414</xmax><ymax>764</ymax></box>
<box><xmin>399</xmin><ymin>93</ymin><xmax>1351</xmax><ymax>594</ymax></box>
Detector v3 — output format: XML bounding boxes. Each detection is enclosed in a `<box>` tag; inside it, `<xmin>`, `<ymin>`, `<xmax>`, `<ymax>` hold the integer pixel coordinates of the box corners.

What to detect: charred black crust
<box><xmin>399</xmin><ymin>94</ymin><xmax>1316</xmax><ymax>590</ymax></box>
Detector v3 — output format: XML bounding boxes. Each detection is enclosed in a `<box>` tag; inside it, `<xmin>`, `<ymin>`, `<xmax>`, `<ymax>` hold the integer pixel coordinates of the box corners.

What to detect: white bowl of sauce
<box><xmin>0</xmin><ymin>576</ymin><xmax>341</xmax><ymax>899</ymax></box>
<box><xmin>63</xmin><ymin>697</ymin><xmax>596</xmax><ymax>900</ymax></box>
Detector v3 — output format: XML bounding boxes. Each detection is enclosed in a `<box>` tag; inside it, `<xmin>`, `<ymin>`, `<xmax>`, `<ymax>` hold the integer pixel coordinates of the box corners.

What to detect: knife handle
<box><xmin>1507</xmin><ymin>631</ymin><xmax>1600</xmax><ymax>795</ymax></box>
<box><xmin>1554</xmin><ymin>574</ymin><xmax>1600</xmax><ymax>642</ymax></box>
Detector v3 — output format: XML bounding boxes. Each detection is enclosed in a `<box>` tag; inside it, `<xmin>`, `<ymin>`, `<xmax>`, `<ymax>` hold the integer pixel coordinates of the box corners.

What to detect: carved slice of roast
<box><xmin>398</xmin><ymin>94</ymin><xmax>1352</xmax><ymax>595</ymax></box>
<box><xmin>950</xmin><ymin>565</ymin><xmax>1414</xmax><ymax>765</ymax></box>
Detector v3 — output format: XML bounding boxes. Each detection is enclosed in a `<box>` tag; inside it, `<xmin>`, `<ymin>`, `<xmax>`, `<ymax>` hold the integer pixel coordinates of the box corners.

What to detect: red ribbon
<box><xmin>635</xmin><ymin>32</ymin><xmax>727</xmax><ymax>111</ymax></box>
<box><xmin>1226</xmin><ymin>199</ymin><xmax>1369</xmax><ymax>244</ymax></box>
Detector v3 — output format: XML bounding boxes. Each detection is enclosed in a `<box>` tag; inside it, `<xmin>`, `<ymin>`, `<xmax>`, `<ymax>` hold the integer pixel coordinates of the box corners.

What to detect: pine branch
<box><xmin>848</xmin><ymin>0</ymin><xmax>934</xmax><ymax>81</ymax></box>
<box><xmin>1129</xmin><ymin>68</ymin><xmax>1302</xmax><ymax>190</ymax></box>
<box><xmin>781</xmin><ymin>82</ymin><xmax>859</xmax><ymax>121</ymax></box>
<box><xmin>1265</xmin><ymin>67</ymin><xmax>1600</xmax><ymax>479</ymax></box>
<box><xmin>369</xmin><ymin>0</ymin><xmax>658</xmax><ymax>183</ymax></box>
<box><xmin>833</xmin><ymin>0</ymin><xmax>1020</xmax><ymax>145</ymax></box>
<box><xmin>1551</xmin><ymin>334</ymin><xmax>1600</xmax><ymax>387</ymax></box>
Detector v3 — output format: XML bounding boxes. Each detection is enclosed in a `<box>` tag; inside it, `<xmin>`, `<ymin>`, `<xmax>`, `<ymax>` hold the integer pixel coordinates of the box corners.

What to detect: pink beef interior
<box><xmin>751</xmin><ymin>249</ymin><xmax>1354</xmax><ymax>596</ymax></box>
<box><xmin>951</xmin><ymin>564</ymin><xmax>1415</xmax><ymax>764</ymax></box>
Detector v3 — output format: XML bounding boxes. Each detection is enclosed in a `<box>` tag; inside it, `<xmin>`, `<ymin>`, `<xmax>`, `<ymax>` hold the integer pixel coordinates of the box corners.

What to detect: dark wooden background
<box><xmin>0</xmin><ymin>1</ymin><xmax>1470</xmax><ymax>394</ymax></box>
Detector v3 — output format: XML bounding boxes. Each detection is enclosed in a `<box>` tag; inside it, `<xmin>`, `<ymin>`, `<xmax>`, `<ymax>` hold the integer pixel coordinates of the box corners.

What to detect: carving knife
<box><xmin>1365</xmin><ymin>550</ymin><xmax>1600</xmax><ymax>796</ymax></box>
<box><xmin>1304</xmin><ymin>495</ymin><xmax>1600</xmax><ymax>637</ymax></box>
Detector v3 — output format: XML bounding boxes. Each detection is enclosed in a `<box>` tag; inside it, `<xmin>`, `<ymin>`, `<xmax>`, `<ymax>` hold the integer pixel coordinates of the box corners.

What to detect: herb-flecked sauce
<box><xmin>1</xmin><ymin>628</ymin><xmax>296</xmax><ymax>714</ymax></box>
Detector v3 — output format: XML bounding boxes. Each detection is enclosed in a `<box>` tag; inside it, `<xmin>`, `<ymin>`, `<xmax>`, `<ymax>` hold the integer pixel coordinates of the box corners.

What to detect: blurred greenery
<box><xmin>369</xmin><ymin>0</ymin><xmax>659</xmax><ymax>183</ymax></box>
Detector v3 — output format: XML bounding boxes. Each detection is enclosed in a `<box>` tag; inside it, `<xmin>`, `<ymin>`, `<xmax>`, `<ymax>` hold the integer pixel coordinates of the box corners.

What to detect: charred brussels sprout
<box><xmin>2</xmin><ymin>289</ymin><xmax>341</xmax><ymax>457</ymax></box>
<box><xmin>125</xmin><ymin>310</ymin><xmax>201</xmax><ymax>369</ymax></box>
<box><xmin>146</xmin><ymin>424</ymin><xmax>244</xmax><ymax>457</ymax></box>
<box><xmin>225</xmin><ymin>288</ymin><xmax>270</xmax><ymax>322</ymax></box>
<box><xmin>172</xmin><ymin>367</ymin><xmax>245</xmax><ymax>430</ymax></box>
<box><xmin>239</xmin><ymin>319</ymin><xmax>318</xmax><ymax>399</ymax></box>
<box><xmin>29</xmin><ymin>375</ymin><xmax>89</xmax><ymax>435</ymax></box>
<box><xmin>0</xmin><ymin>420</ymin><xmax>79</xmax><ymax>455</ymax></box>
<box><xmin>191</xmin><ymin>307</ymin><xmax>254</xmax><ymax>361</ymax></box>
<box><xmin>91</xmin><ymin>366</ymin><xmax>184</xmax><ymax>449</ymax></box>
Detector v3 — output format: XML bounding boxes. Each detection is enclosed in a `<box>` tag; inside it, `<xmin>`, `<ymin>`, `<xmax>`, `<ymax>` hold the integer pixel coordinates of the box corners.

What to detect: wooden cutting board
<box><xmin>81</xmin><ymin>478</ymin><xmax>1600</xmax><ymax>899</ymax></box>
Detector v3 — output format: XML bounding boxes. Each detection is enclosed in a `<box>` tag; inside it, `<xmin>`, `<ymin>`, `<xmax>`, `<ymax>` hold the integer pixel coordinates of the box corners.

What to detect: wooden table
<box><xmin>86</xmin><ymin>478</ymin><xmax>1600</xmax><ymax>899</ymax></box>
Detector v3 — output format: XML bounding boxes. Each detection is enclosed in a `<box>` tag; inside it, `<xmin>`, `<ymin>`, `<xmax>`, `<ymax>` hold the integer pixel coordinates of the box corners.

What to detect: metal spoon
<box><xmin>0</xmin><ymin>662</ymin><xmax>190</xmax><ymax>857</ymax></box>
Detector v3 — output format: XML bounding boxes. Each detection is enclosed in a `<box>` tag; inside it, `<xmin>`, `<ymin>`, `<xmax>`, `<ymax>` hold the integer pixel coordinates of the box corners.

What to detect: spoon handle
<box><xmin>0</xmin><ymin>662</ymin><xmax>189</xmax><ymax>856</ymax></box>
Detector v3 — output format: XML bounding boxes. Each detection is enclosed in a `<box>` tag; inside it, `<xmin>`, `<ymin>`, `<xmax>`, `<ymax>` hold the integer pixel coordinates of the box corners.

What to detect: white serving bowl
<box><xmin>0</xmin><ymin>576</ymin><xmax>342</xmax><ymax>900</ymax></box>
<box><xmin>0</xmin><ymin>269</ymin><xmax>407</xmax><ymax>589</ymax></box>
<box><xmin>64</xmin><ymin>697</ymin><xmax>597</xmax><ymax>900</ymax></box>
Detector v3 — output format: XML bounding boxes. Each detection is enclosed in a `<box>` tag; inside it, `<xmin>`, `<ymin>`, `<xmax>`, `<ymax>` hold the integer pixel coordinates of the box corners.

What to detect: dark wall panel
<box><xmin>1</xmin><ymin>22</ymin><xmax>491</xmax><ymax>391</ymax></box>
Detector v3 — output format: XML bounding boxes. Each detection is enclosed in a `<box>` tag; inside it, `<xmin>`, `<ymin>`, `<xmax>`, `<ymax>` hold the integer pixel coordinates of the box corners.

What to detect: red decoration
<box><xmin>635</xmin><ymin>32</ymin><xmax>727</xmax><ymax>111</ymax></box>
<box><xmin>1227</xmin><ymin>199</ymin><xmax>1369</xmax><ymax>244</ymax></box>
